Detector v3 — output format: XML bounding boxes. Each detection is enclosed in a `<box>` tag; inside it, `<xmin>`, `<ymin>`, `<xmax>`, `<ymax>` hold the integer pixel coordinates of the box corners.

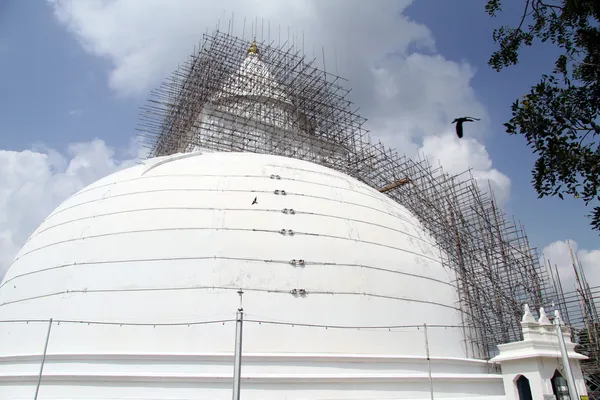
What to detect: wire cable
<box><xmin>0</xmin><ymin>317</ymin><xmax>467</xmax><ymax>331</ymax></box>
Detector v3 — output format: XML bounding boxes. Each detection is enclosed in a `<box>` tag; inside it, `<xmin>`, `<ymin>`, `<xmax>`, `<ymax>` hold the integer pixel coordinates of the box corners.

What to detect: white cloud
<box><xmin>371</xmin><ymin>54</ymin><xmax>487</xmax><ymax>142</ymax></box>
<box><xmin>542</xmin><ymin>240</ymin><xmax>600</xmax><ymax>293</ymax></box>
<box><xmin>419</xmin><ymin>133</ymin><xmax>511</xmax><ymax>206</ymax></box>
<box><xmin>0</xmin><ymin>139</ymin><xmax>143</xmax><ymax>280</ymax></box>
<box><xmin>48</xmin><ymin>0</ymin><xmax>432</xmax><ymax>99</ymax></box>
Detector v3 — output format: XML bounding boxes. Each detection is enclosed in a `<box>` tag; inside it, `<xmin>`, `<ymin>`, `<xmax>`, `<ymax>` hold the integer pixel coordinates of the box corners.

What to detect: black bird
<box><xmin>451</xmin><ymin>117</ymin><xmax>480</xmax><ymax>139</ymax></box>
<box><xmin>252</xmin><ymin>197</ymin><xmax>258</xmax><ymax>205</ymax></box>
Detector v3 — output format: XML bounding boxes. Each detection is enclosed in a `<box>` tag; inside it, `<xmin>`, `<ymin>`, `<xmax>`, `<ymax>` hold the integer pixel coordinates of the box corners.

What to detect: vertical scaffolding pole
<box><xmin>232</xmin><ymin>290</ymin><xmax>244</xmax><ymax>400</ymax></box>
<box><xmin>424</xmin><ymin>323</ymin><xmax>434</xmax><ymax>400</ymax></box>
<box><xmin>555</xmin><ymin>312</ymin><xmax>579</xmax><ymax>399</ymax></box>
<box><xmin>34</xmin><ymin>318</ymin><xmax>53</xmax><ymax>400</ymax></box>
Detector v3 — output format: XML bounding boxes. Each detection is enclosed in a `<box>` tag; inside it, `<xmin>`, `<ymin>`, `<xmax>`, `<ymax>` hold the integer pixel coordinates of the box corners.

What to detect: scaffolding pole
<box><xmin>232</xmin><ymin>290</ymin><xmax>244</xmax><ymax>400</ymax></box>
<box><xmin>34</xmin><ymin>318</ymin><xmax>53</xmax><ymax>400</ymax></box>
<box><xmin>555</xmin><ymin>312</ymin><xmax>579</xmax><ymax>399</ymax></box>
<box><xmin>424</xmin><ymin>323</ymin><xmax>434</xmax><ymax>400</ymax></box>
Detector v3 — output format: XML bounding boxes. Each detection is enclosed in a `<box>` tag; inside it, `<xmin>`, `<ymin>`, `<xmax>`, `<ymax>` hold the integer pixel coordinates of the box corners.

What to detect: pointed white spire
<box><xmin>211</xmin><ymin>40</ymin><xmax>293</xmax><ymax>106</ymax></box>
<box><xmin>538</xmin><ymin>307</ymin><xmax>551</xmax><ymax>325</ymax></box>
<box><xmin>522</xmin><ymin>303</ymin><xmax>536</xmax><ymax>323</ymax></box>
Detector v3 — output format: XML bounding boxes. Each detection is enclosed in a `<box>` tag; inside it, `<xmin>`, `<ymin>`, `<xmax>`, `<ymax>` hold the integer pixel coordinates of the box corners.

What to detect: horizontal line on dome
<box><xmin>263</xmin><ymin>163</ymin><xmax>360</xmax><ymax>181</ymax></box>
<box><xmin>16</xmin><ymin>227</ymin><xmax>442</xmax><ymax>270</ymax></box>
<box><xmin>0</xmin><ymin>372</ymin><xmax>503</xmax><ymax>384</ymax></box>
<box><xmin>41</xmin><ymin>187</ymin><xmax>421</xmax><ymax>239</ymax></box>
<box><xmin>244</xmin><ymin>317</ymin><xmax>465</xmax><ymax>330</ymax></box>
<box><xmin>142</xmin><ymin>173</ymin><xmax>383</xmax><ymax>204</ymax></box>
<box><xmin>44</xmin><ymin>181</ymin><xmax>390</xmax><ymax>226</ymax></box>
<box><xmin>0</xmin><ymin>317</ymin><xmax>466</xmax><ymax>332</ymax></box>
<box><xmin>0</xmin><ymin>352</ymin><xmax>491</xmax><ymax>365</ymax></box>
<box><xmin>263</xmin><ymin>164</ymin><xmax>394</xmax><ymax>203</ymax></box>
<box><xmin>64</xmin><ymin>164</ymin><xmax>361</xmax><ymax>205</ymax></box>
<box><xmin>30</xmin><ymin>207</ymin><xmax>430</xmax><ymax>253</ymax></box>
<box><xmin>32</xmin><ymin>189</ymin><xmax>424</xmax><ymax>250</ymax></box>
<box><xmin>41</xmin><ymin>188</ymin><xmax>275</xmax><ymax>229</ymax></box>
<box><xmin>0</xmin><ymin>286</ymin><xmax>461</xmax><ymax>312</ymax></box>
<box><xmin>44</xmin><ymin>174</ymin><xmax>420</xmax><ymax>228</ymax></box>
<box><xmin>1</xmin><ymin>256</ymin><xmax>452</xmax><ymax>292</ymax></box>
<box><xmin>143</xmin><ymin>173</ymin><xmax>386</xmax><ymax>208</ymax></box>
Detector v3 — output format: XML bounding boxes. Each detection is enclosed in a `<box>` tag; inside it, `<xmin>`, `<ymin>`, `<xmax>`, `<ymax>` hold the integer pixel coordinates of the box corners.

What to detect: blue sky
<box><xmin>0</xmin><ymin>1</ymin><xmax>137</xmax><ymax>152</ymax></box>
<box><xmin>0</xmin><ymin>0</ymin><xmax>597</xmax><ymax>282</ymax></box>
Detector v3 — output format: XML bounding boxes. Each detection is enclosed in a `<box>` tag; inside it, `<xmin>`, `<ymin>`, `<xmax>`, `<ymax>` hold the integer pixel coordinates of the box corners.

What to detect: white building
<box><xmin>0</xmin><ymin>41</ymin><xmax>588</xmax><ymax>400</ymax></box>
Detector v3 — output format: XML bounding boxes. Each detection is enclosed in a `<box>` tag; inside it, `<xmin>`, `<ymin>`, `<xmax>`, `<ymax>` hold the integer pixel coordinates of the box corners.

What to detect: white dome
<box><xmin>0</xmin><ymin>151</ymin><xmax>504</xmax><ymax>399</ymax></box>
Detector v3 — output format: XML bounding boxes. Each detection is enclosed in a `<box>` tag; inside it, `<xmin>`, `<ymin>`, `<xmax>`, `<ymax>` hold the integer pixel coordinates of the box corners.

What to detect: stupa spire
<box><xmin>247</xmin><ymin>39</ymin><xmax>260</xmax><ymax>56</ymax></box>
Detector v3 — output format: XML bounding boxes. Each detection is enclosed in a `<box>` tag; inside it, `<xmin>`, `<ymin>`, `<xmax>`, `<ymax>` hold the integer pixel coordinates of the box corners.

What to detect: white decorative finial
<box><xmin>538</xmin><ymin>307</ymin><xmax>551</xmax><ymax>325</ymax></box>
<box><xmin>554</xmin><ymin>309</ymin><xmax>562</xmax><ymax>325</ymax></box>
<box><xmin>522</xmin><ymin>304</ymin><xmax>536</xmax><ymax>323</ymax></box>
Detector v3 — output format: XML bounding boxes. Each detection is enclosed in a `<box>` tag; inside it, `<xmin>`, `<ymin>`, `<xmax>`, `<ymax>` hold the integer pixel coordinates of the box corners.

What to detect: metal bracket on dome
<box><xmin>290</xmin><ymin>288</ymin><xmax>307</xmax><ymax>297</ymax></box>
<box><xmin>274</xmin><ymin>189</ymin><xmax>287</xmax><ymax>195</ymax></box>
<box><xmin>282</xmin><ymin>208</ymin><xmax>296</xmax><ymax>214</ymax></box>
<box><xmin>289</xmin><ymin>259</ymin><xmax>306</xmax><ymax>266</ymax></box>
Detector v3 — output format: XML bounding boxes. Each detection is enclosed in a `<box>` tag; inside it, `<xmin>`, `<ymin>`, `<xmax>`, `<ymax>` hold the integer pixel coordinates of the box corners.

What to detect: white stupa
<box><xmin>0</xmin><ymin>41</ymin><xmax>509</xmax><ymax>399</ymax></box>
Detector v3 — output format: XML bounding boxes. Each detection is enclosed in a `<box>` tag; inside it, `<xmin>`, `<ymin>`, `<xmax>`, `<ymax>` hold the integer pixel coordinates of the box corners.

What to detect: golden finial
<box><xmin>247</xmin><ymin>40</ymin><xmax>259</xmax><ymax>55</ymax></box>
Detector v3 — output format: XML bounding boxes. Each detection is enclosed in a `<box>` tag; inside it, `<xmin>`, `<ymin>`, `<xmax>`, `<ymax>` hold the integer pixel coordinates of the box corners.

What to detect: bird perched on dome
<box><xmin>451</xmin><ymin>117</ymin><xmax>480</xmax><ymax>139</ymax></box>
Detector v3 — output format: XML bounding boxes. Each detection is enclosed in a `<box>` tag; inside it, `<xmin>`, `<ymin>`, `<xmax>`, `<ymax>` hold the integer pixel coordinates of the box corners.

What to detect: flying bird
<box><xmin>451</xmin><ymin>117</ymin><xmax>480</xmax><ymax>139</ymax></box>
<box><xmin>252</xmin><ymin>197</ymin><xmax>258</xmax><ymax>205</ymax></box>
